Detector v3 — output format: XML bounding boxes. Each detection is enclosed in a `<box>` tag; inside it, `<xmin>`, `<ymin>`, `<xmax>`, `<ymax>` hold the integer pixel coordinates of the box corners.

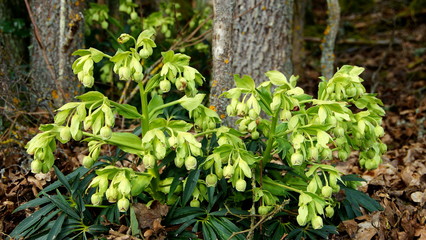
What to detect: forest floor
<box><xmin>1</xmin><ymin>1</ymin><xmax>425</xmax><ymax>240</ymax></box>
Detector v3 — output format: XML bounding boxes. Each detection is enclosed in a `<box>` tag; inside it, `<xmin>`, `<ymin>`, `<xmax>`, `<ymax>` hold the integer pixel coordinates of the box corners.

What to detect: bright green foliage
<box><xmin>21</xmin><ymin>30</ymin><xmax>386</xmax><ymax>239</ymax></box>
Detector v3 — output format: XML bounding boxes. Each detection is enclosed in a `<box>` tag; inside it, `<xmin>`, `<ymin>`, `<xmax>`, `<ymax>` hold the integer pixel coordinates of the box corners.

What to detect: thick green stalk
<box><xmin>138</xmin><ymin>81</ymin><xmax>161</xmax><ymax>197</ymax></box>
<box><xmin>138</xmin><ymin>81</ymin><xmax>150</xmax><ymax>136</ymax></box>
<box><xmin>261</xmin><ymin>109</ymin><xmax>280</xmax><ymax>166</ymax></box>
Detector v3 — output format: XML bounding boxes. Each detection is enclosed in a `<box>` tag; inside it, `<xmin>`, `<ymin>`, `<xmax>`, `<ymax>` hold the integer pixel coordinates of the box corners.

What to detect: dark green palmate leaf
<box><xmin>9</xmin><ymin>203</ymin><xmax>56</xmax><ymax>239</ymax></box>
<box><xmin>338</xmin><ymin>186</ymin><xmax>383</xmax><ymax>221</ymax></box>
<box><xmin>181</xmin><ymin>169</ymin><xmax>200</xmax><ymax>206</ymax></box>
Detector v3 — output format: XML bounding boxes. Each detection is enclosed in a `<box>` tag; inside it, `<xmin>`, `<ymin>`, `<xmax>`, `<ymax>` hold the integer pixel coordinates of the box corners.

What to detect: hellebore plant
<box><xmin>24</xmin><ymin>30</ymin><xmax>386</xmax><ymax>239</ymax></box>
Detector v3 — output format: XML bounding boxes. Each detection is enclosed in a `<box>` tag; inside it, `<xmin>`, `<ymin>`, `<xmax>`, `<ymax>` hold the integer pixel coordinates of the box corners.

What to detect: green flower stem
<box><xmin>193</xmin><ymin>129</ymin><xmax>217</xmax><ymax>138</ymax></box>
<box><xmin>138</xmin><ymin>81</ymin><xmax>162</xmax><ymax>197</ymax></box>
<box><xmin>149</xmin><ymin>99</ymin><xmax>182</xmax><ymax>116</ymax></box>
<box><xmin>266</xmin><ymin>180</ymin><xmax>303</xmax><ymax>194</ymax></box>
<box><xmin>139</xmin><ymin>81</ymin><xmax>150</xmax><ymax>137</ymax></box>
<box><xmin>261</xmin><ymin>109</ymin><xmax>280</xmax><ymax>166</ymax></box>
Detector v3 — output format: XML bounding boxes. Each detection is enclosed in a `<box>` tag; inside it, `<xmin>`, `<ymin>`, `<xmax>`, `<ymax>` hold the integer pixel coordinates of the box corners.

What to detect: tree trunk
<box><xmin>210</xmin><ymin>0</ymin><xmax>294</xmax><ymax>124</ymax></box>
<box><xmin>211</xmin><ymin>0</ymin><xmax>235</xmax><ymax>125</ymax></box>
<box><xmin>320</xmin><ymin>0</ymin><xmax>340</xmax><ymax>80</ymax></box>
<box><xmin>28</xmin><ymin>0</ymin><xmax>85</xmax><ymax>108</ymax></box>
<box><xmin>232</xmin><ymin>0</ymin><xmax>293</xmax><ymax>83</ymax></box>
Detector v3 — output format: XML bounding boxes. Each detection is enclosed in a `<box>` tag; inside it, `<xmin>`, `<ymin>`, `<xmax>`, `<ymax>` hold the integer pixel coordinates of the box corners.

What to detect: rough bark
<box><xmin>232</xmin><ymin>0</ymin><xmax>294</xmax><ymax>83</ymax></box>
<box><xmin>211</xmin><ymin>0</ymin><xmax>235</xmax><ymax>125</ymax></box>
<box><xmin>29</xmin><ymin>0</ymin><xmax>84</xmax><ymax>108</ymax></box>
<box><xmin>320</xmin><ymin>0</ymin><xmax>340</xmax><ymax>80</ymax></box>
<box><xmin>210</xmin><ymin>0</ymin><xmax>294</xmax><ymax>125</ymax></box>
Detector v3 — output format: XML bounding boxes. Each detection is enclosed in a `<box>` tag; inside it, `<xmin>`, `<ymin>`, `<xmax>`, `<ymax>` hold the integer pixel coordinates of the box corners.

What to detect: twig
<box><xmin>227</xmin><ymin>200</ymin><xmax>290</xmax><ymax>240</ymax></box>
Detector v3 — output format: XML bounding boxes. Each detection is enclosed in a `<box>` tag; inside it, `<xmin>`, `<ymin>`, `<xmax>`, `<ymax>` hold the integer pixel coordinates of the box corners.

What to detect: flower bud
<box><xmin>168</xmin><ymin>136</ymin><xmax>177</xmax><ymax>148</ymax></box>
<box><xmin>159</xmin><ymin>80</ymin><xmax>171</xmax><ymax>93</ymax></box>
<box><xmin>185</xmin><ymin>156</ymin><xmax>197</xmax><ymax>170</ymax></box>
<box><xmin>91</xmin><ymin>193</ymin><xmax>103</xmax><ymax>205</ymax></box>
<box><xmin>258</xmin><ymin>206</ymin><xmax>272</xmax><ymax>215</ymax></box>
<box><xmin>117</xmin><ymin>198</ymin><xmax>130</xmax><ymax>212</ymax></box>
<box><xmin>321</xmin><ymin>185</ymin><xmax>333</xmax><ymax>198</ymax></box>
<box><xmin>325</xmin><ymin>205</ymin><xmax>334</xmax><ymax>218</ymax></box>
<box><xmin>347</xmin><ymin>87</ymin><xmax>357</xmax><ymax>97</ymax></box>
<box><xmin>190</xmin><ymin>199</ymin><xmax>200</xmax><ymax>208</ymax></box>
<box><xmin>82</xmin><ymin>75</ymin><xmax>94</xmax><ymax>88</ymax></box>
<box><xmin>106</xmin><ymin>187</ymin><xmax>119</xmax><ymax>203</ymax></box>
<box><xmin>119</xmin><ymin>67</ymin><xmax>131</xmax><ymax>80</ymax></box>
<box><xmin>143</xmin><ymin>154</ymin><xmax>156</xmax><ymax>169</ymax></box>
<box><xmin>235</xmin><ymin>179</ymin><xmax>247</xmax><ymax>192</ymax></box>
<box><xmin>223</xmin><ymin>165</ymin><xmax>234</xmax><ymax>179</ymax></box>
<box><xmin>60</xmin><ymin>126</ymin><xmax>71</xmax><ymax>142</ymax></box>
<box><xmin>174</xmin><ymin>156</ymin><xmax>184</xmax><ymax>168</ymax></box>
<box><xmin>83</xmin><ymin>155</ymin><xmax>94</xmax><ymax>168</ymax></box>
<box><xmin>248</xmin><ymin>109</ymin><xmax>258</xmax><ymax>120</ymax></box>
<box><xmin>338</xmin><ymin>150</ymin><xmax>349</xmax><ymax>161</ymax></box>
<box><xmin>101</xmin><ymin>21</ymin><xmax>108</xmax><ymax>29</ymax></box>
<box><xmin>139</xmin><ymin>48</ymin><xmax>152</xmax><ymax>59</ymax></box>
<box><xmin>206</xmin><ymin>174</ymin><xmax>218</xmax><ymax>187</ymax></box>
<box><xmin>307</xmin><ymin>180</ymin><xmax>318</xmax><ymax>193</ymax></box>
<box><xmin>73</xmin><ymin>130</ymin><xmax>83</xmax><ymax>141</ymax></box>
<box><xmin>379</xmin><ymin>143</ymin><xmax>387</xmax><ymax>154</ymax></box>
<box><xmin>118</xmin><ymin>178</ymin><xmax>132</xmax><ymax>196</ymax></box>
<box><xmin>31</xmin><ymin>160</ymin><xmax>43</xmax><ymax>173</ymax></box>
<box><xmin>290</xmin><ymin>152</ymin><xmax>303</xmax><ymax>166</ymax></box>
<box><xmin>309</xmin><ymin>147</ymin><xmax>318</xmax><ymax>161</ymax></box>
<box><xmin>251</xmin><ymin>130</ymin><xmax>259</xmax><ymax>140</ymax></box>
<box><xmin>41</xmin><ymin>163</ymin><xmax>50</xmax><ymax>173</ymax></box>
<box><xmin>334</xmin><ymin>127</ymin><xmax>345</xmax><ymax>137</ymax></box>
<box><xmin>117</xmin><ymin>33</ymin><xmax>131</xmax><ymax>44</ymax></box>
<box><xmin>100</xmin><ymin>126</ymin><xmax>112</xmax><ymax>140</ymax></box>
<box><xmin>321</xmin><ymin>148</ymin><xmax>332</xmax><ymax>160</ymax></box>
<box><xmin>175</xmin><ymin>77</ymin><xmax>187</xmax><ymax>91</ymax></box>
<box><xmin>270</xmin><ymin>95</ymin><xmax>281</xmax><ymax>111</ymax></box>
<box><xmin>130</xmin><ymin>11</ymin><xmax>138</xmax><ymax>20</ymax></box>
<box><xmin>84</xmin><ymin>116</ymin><xmax>93</xmax><ymax>130</ymax></box>
<box><xmin>297</xmin><ymin>205</ymin><xmax>309</xmax><ymax>226</ymax></box>
<box><xmin>133</xmin><ymin>71</ymin><xmax>144</xmax><ymax>82</ymax></box>
<box><xmin>236</xmin><ymin>102</ymin><xmax>248</xmax><ymax>116</ymax></box>
<box><xmin>311</xmin><ymin>215</ymin><xmax>323</xmax><ymax>229</ymax></box>
<box><xmin>374</xmin><ymin>125</ymin><xmax>384</xmax><ymax>137</ymax></box>
<box><xmin>280</xmin><ymin>110</ymin><xmax>292</xmax><ymax>121</ymax></box>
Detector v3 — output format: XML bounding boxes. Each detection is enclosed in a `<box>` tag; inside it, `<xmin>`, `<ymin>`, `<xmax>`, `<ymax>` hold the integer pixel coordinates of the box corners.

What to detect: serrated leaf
<box><xmin>265</xmin><ymin>70</ymin><xmax>288</xmax><ymax>86</ymax></box>
<box><xmin>112</xmin><ymin>102</ymin><xmax>142</xmax><ymax>119</ymax></box>
<box><xmin>234</xmin><ymin>74</ymin><xmax>255</xmax><ymax>90</ymax></box>
<box><xmin>89</xmin><ymin>48</ymin><xmax>106</xmax><ymax>63</ymax></box>
<box><xmin>42</xmin><ymin>192</ymin><xmax>80</xmax><ymax>220</ymax></box>
<box><xmin>53</xmin><ymin>166</ymin><xmax>72</xmax><ymax>193</ymax></box>
<box><xmin>76</xmin><ymin>91</ymin><xmax>105</xmax><ymax>102</ymax></box>
<box><xmin>46</xmin><ymin>213</ymin><xmax>66</xmax><ymax>239</ymax></box>
<box><xmin>9</xmin><ymin>204</ymin><xmax>56</xmax><ymax>238</ymax></box>
<box><xmin>180</xmin><ymin>94</ymin><xmax>205</xmax><ymax>112</ymax></box>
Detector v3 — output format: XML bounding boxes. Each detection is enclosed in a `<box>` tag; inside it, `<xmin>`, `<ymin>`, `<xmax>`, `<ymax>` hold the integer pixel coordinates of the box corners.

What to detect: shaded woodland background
<box><xmin>1</xmin><ymin>0</ymin><xmax>425</xmax><ymax>239</ymax></box>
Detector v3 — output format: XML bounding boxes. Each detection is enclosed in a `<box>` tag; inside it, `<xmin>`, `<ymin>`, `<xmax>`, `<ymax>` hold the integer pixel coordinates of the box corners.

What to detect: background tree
<box><xmin>210</xmin><ymin>0</ymin><xmax>294</xmax><ymax>124</ymax></box>
<box><xmin>27</xmin><ymin>0</ymin><xmax>85</xmax><ymax>107</ymax></box>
